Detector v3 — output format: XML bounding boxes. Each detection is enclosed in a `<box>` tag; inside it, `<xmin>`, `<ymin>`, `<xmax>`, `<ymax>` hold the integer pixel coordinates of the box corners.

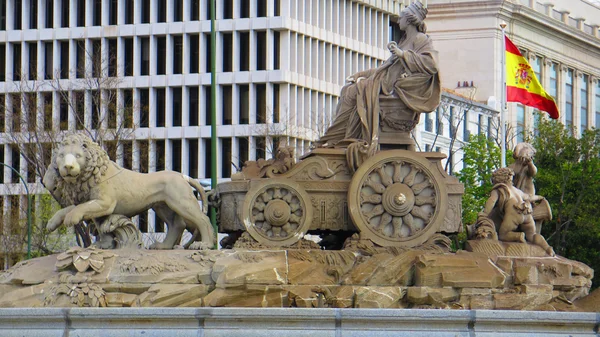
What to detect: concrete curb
<box><xmin>0</xmin><ymin>308</ymin><xmax>597</xmax><ymax>336</ymax></box>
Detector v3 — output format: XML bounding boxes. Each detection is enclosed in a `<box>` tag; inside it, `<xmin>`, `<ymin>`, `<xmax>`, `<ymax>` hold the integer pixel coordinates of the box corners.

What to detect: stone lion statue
<box><xmin>43</xmin><ymin>134</ymin><xmax>214</xmax><ymax>250</ymax></box>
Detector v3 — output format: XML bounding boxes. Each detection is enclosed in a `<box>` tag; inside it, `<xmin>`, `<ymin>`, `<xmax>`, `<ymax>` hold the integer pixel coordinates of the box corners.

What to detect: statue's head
<box><xmin>492</xmin><ymin>167</ymin><xmax>515</xmax><ymax>185</ymax></box>
<box><xmin>513</xmin><ymin>142</ymin><xmax>536</xmax><ymax>162</ymax></box>
<box><xmin>53</xmin><ymin>134</ymin><xmax>109</xmax><ymax>185</ymax></box>
<box><xmin>399</xmin><ymin>1</ymin><xmax>428</xmax><ymax>33</ymax></box>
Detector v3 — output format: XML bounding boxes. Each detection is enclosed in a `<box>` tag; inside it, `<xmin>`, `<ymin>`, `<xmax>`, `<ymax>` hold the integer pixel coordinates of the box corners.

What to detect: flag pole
<box><xmin>500</xmin><ymin>21</ymin><xmax>507</xmax><ymax>168</ymax></box>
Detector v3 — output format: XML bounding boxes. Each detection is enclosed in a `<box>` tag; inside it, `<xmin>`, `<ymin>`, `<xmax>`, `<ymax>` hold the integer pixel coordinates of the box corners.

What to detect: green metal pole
<box><xmin>0</xmin><ymin>163</ymin><xmax>31</xmax><ymax>259</ymax></box>
<box><xmin>209</xmin><ymin>0</ymin><xmax>218</xmax><ymax>248</ymax></box>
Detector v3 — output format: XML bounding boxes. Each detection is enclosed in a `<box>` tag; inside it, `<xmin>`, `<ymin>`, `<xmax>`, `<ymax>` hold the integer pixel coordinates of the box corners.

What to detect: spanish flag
<box><xmin>505</xmin><ymin>36</ymin><xmax>559</xmax><ymax>119</ymax></box>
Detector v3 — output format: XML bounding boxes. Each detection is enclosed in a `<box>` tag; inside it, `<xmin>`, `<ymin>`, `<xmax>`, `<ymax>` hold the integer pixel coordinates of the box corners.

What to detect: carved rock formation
<box><xmin>0</xmin><ymin>248</ymin><xmax>594</xmax><ymax>311</ymax></box>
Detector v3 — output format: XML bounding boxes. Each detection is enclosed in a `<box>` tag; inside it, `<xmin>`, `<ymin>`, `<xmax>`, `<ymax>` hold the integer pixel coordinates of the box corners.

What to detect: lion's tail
<box><xmin>186</xmin><ymin>176</ymin><xmax>209</xmax><ymax>214</ymax></box>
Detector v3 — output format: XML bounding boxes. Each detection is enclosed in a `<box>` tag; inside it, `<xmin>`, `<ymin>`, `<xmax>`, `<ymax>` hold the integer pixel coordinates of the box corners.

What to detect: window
<box><xmin>141</xmin><ymin>0</ymin><xmax>150</xmax><ymax>23</ymax></box>
<box><xmin>139</xmin><ymin>88</ymin><xmax>149</xmax><ymax>127</ymax></box>
<box><xmin>596</xmin><ymin>81</ymin><xmax>600</xmax><ymax>129</ymax></box>
<box><xmin>155</xmin><ymin>88</ymin><xmax>165</xmax><ymax>127</ymax></box>
<box><xmin>0</xmin><ymin>44</ymin><xmax>4</xmax><ymax>81</ymax></box>
<box><xmin>93</xmin><ymin>0</ymin><xmax>101</xmax><ymax>25</ymax></box>
<box><xmin>238</xmin><ymin>85</ymin><xmax>249</xmax><ymax>124</ymax></box>
<box><xmin>61</xmin><ymin>0</ymin><xmax>69</xmax><ymax>27</ymax></box>
<box><xmin>173</xmin><ymin>0</ymin><xmax>182</xmax><ymax>21</ymax></box>
<box><xmin>74</xmin><ymin>91</ymin><xmax>84</xmax><ymax>130</ymax></box>
<box><xmin>238</xmin><ymin>137</ymin><xmax>249</xmax><ymax>168</ymax></box>
<box><xmin>221</xmin><ymin>138</ymin><xmax>231</xmax><ymax>177</ymax></box>
<box><xmin>44</xmin><ymin>42</ymin><xmax>52</xmax><ymax>79</ymax></box>
<box><xmin>255</xmin><ymin>136</ymin><xmax>265</xmax><ymax>160</ymax></box>
<box><xmin>59</xmin><ymin>41</ymin><xmax>69</xmax><ymax>79</ymax></box>
<box><xmin>108</xmin><ymin>39</ymin><xmax>117</xmax><ymax>77</ymax></box>
<box><xmin>273</xmin><ymin>31</ymin><xmax>280</xmax><ymax>70</ymax></box>
<box><xmin>203</xmin><ymin>85</ymin><xmax>211</xmax><ymax>125</ymax></box>
<box><xmin>173</xmin><ymin>35</ymin><xmax>182</xmax><ymax>74</ymax></box>
<box><xmin>188</xmin><ymin>86</ymin><xmax>199</xmax><ymax>126</ymax></box>
<box><xmin>222</xmin><ymin>33</ymin><xmax>232</xmax><ymax>72</ymax></box>
<box><xmin>92</xmin><ymin>39</ymin><xmax>101</xmax><ymax>77</ymax></box>
<box><xmin>204</xmin><ymin>33</ymin><xmax>211</xmax><ymax>73</ymax></box>
<box><xmin>256</xmin><ymin>31</ymin><xmax>266</xmax><ymax>70</ymax></box>
<box><xmin>548</xmin><ymin>62</ymin><xmax>558</xmax><ymax>101</ymax></box>
<box><xmin>239</xmin><ymin>32</ymin><xmax>250</xmax><ymax>71</ymax></box>
<box><xmin>90</xmin><ymin>90</ymin><xmax>100</xmax><ymax>129</ymax></box>
<box><xmin>28</xmin><ymin>43</ymin><xmax>37</xmax><ymax>80</ymax></box>
<box><xmin>463</xmin><ymin>110</ymin><xmax>469</xmax><ymax>141</ymax></box>
<box><xmin>581</xmin><ymin>74</ymin><xmax>588</xmax><ymax>131</ymax></box>
<box><xmin>0</xmin><ymin>0</ymin><xmax>6</xmax><ymax>30</ymax></box>
<box><xmin>45</xmin><ymin>0</ymin><xmax>53</xmax><ymax>28</ymax></box>
<box><xmin>76</xmin><ymin>40</ymin><xmax>85</xmax><ymax>78</ymax></box>
<box><xmin>122</xmin><ymin>141</ymin><xmax>132</xmax><ymax>170</ymax></box>
<box><xmin>223</xmin><ymin>0</ymin><xmax>232</xmax><ymax>19</ymax></box>
<box><xmin>517</xmin><ymin>104</ymin><xmax>525</xmax><ymax>142</ymax></box>
<box><xmin>156</xmin><ymin>37</ymin><xmax>166</xmax><ymax>75</ymax></box>
<box><xmin>42</xmin><ymin>93</ymin><xmax>52</xmax><ymax>131</ymax></box>
<box><xmin>565</xmin><ymin>68</ymin><xmax>574</xmax><ymax>129</ymax></box>
<box><xmin>172</xmin><ymin>87</ymin><xmax>182</xmax><ymax>126</ymax></box>
<box><xmin>59</xmin><ymin>93</ymin><xmax>68</xmax><ymax>130</ymax></box>
<box><xmin>189</xmin><ymin>34</ymin><xmax>199</xmax><ymax>73</ymax></box>
<box><xmin>0</xmin><ymin>95</ymin><xmax>5</xmax><ymax>131</ymax></box>
<box><xmin>10</xmin><ymin>94</ymin><xmax>21</xmax><ymax>132</ymax></box>
<box><xmin>124</xmin><ymin>38</ymin><xmax>134</xmax><ymax>76</ymax></box>
<box><xmin>138</xmin><ymin>140</ymin><xmax>149</xmax><ymax>173</ymax></box>
<box><xmin>77</xmin><ymin>0</ymin><xmax>85</xmax><ymax>26</ymax></box>
<box><xmin>188</xmin><ymin>139</ymin><xmax>198</xmax><ymax>177</ymax></box>
<box><xmin>29</xmin><ymin>0</ymin><xmax>38</xmax><ymax>28</ymax></box>
<box><xmin>222</xmin><ymin>85</ymin><xmax>232</xmax><ymax>125</ymax></box>
<box><xmin>125</xmin><ymin>0</ymin><xmax>134</xmax><ymax>24</ymax></box>
<box><xmin>140</xmin><ymin>37</ymin><xmax>150</xmax><ymax>75</ymax></box>
<box><xmin>531</xmin><ymin>55</ymin><xmax>541</xmax><ymax>82</ymax></box>
<box><xmin>14</xmin><ymin>0</ymin><xmax>21</xmax><ymax>29</ymax></box>
<box><xmin>107</xmin><ymin>90</ymin><xmax>117</xmax><ymax>128</ymax></box>
<box><xmin>435</xmin><ymin>108</ymin><xmax>442</xmax><ymax>135</ymax></box>
<box><xmin>240</xmin><ymin>0</ymin><xmax>249</xmax><ymax>18</ymax></box>
<box><xmin>425</xmin><ymin>113</ymin><xmax>433</xmax><ymax>132</ymax></box>
<box><xmin>190</xmin><ymin>0</ymin><xmax>199</xmax><ymax>21</ymax></box>
<box><xmin>487</xmin><ymin>116</ymin><xmax>493</xmax><ymax>139</ymax></box>
<box><xmin>272</xmin><ymin>84</ymin><xmax>279</xmax><ymax>123</ymax></box>
<box><xmin>109</xmin><ymin>0</ymin><xmax>117</xmax><ymax>25</ymax></box>
<box><xmin>155</xmin><ymin>140</ymin><xmax>165</xmax><ymax>171</ymax></box>
<box><xmin>157</xmin><ymin>0</ymin><xmax>166</xmax><ymax>22</ymax></box>
<box><xmin>256</xmin><ymin>0</ymin><xmax>266</xmax><ymax>17</ymax></box>
<box><xmin>203</xmin><ymin>138</ymin><xmax>212</xmax><ymax>177</ymax></box>
<box><xmin>13</xmin><ymin>43</ymin><xmax>21</xmax><ymax>81</ymax></box>
<box><xmin>255</xmin><ymin>84</ymin><xmax>266</xmax><ymax>123</ymax></box>
<box><xmin>171</xmin><ymin>139</ymin><xmax>181</xmax><ymax>172</ymax></box>
<box><xmin>123</xmin><ymin>89</ymin><xmax>133</xmax><ymax>128</ymax></box>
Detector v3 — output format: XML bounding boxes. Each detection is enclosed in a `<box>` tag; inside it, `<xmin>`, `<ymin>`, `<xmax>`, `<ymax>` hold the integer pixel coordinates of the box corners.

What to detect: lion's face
<box><xmin>56</xmin><ymin>143</ymin><xmax>88</xmax><ymax>183</ymax></box>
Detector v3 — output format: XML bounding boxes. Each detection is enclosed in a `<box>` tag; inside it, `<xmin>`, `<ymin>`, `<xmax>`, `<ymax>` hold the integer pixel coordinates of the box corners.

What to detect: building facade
<box><xmin>426</xmin><ymin>0</ymin><xmax>600</xmax><ymax>143</ymax></box>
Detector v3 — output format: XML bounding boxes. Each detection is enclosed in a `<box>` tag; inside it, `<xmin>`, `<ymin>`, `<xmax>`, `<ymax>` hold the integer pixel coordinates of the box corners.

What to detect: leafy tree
<box><xmin>532</xmin><ymin>117</ymin><xmax>600</xmax><ymax>287</ymax></box>
<box><xmin>456</xmin><ymin>134</ymin><xmax>510</xmax><ymax>226</ymax></box>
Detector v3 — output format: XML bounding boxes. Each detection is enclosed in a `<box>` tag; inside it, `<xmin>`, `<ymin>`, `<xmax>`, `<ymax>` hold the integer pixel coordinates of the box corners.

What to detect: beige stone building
<box><xmin>427</xmin><ymin>0</ymin><xmax>600</xmax><ymax>142</ymax></box>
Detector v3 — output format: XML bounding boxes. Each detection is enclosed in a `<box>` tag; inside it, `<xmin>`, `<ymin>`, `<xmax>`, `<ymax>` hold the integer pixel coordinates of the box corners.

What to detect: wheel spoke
<box><xmin>393</xmin><ymin>161</ymin><xmax>403</xmax><ymax>183</ymax></box>
<box><xmin>376</xmin><ymin>166</ymin><xmax>393</xmax><ymax>187</ymax></box>
<box><xmin>365</xmin><ymin>176</ymin><xmax>386</xmax><ymax>194</ymax></box>
<box><xmin>411</xmin><ymin>206</ymin><xmax>432</xmax><ymax>223</ymax></box>
<box><xmin>412</xmin><ymin>179</ymin><xmax>432</xmax><ymax>195</ymax></box>
<box><xmin>361</xmin><ymin>192</ymin><xmax>382</xmax><ymax>204</ymax></box>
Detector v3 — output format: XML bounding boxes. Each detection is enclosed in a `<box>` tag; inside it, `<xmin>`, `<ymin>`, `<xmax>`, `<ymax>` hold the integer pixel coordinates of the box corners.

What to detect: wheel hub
<box><xmin>382</xmin><ymin>183</ymin><xmax>415</xmax><ymax>217</ymax></box>
<box><xmin>264</xmin><ymin>199</ymin><xmax>291</xmax><ymax>227</ymax></box>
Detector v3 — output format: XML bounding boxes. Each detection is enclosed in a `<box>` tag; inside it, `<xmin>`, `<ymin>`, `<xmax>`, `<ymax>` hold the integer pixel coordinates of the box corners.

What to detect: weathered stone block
<box><xmin>212</xmin><ymin>251</ymin><xmax>287</xmax><ymax>286</ymax></box>
<box><xmin>415</xmin><ymin>253</ymin><xmax>505</xmax><ymax>288</ymax></box>
<box><xmin>406</xmin><ymin>286</ymin><xmax>458</xmax><ymax>305</ymax></box>
<box><xmin>203</xmin><ymin>285</ymin><xmax>287</xmax><ymax>307</ymax></box>
<box><xmin>354</xmin><ymin>286</ymin><xmax>405</xmax><ymax>308</ymax></box>
<box><xmin>287</xmin><ymin>250</ymin><xmax>356</xmax><ymax>285</ymax></box>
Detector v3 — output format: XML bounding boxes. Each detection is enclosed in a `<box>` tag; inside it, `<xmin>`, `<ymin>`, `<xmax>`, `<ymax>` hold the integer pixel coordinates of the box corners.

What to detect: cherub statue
<box><xmin>508</xmin><ymin>142</ymin><xmax>551</xmax><ymax>233</ymax></box>
<box><xmin>480</xmin><ymin>167</ymin><xmax>555</xmax><ymax>256</ymax></box>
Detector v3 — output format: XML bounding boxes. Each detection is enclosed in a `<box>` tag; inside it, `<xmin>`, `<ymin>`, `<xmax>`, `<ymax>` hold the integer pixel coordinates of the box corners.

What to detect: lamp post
<box><xmin>0</xmin><ymin>162</ymin><xmax>32</xmax><ymax>259</ymax></box>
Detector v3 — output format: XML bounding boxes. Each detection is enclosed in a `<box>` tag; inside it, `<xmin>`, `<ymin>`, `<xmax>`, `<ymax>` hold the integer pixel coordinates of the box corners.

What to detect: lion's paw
<box><xmin>188</xmin><ymin>241</ymin><xmax>214</xmax><ymax>250</ymax></box>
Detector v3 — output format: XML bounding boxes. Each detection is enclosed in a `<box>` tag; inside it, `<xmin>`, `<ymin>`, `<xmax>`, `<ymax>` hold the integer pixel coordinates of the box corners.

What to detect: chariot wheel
<box><xmin>241</xmin><ymin>178</ymin><xmax>313</xmax><ymax>246</ymax></box>
<box><xmin>348</xmin><ymin>150</ymin><xmax>447</xmax><ymax>247</ymax></box>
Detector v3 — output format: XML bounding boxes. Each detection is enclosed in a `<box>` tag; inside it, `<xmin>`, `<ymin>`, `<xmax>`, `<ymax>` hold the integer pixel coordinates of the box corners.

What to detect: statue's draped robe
<box><xmin>318</xmin><ymin>33</ymin><xmax>441</xmax><ymax>153</ymax></box>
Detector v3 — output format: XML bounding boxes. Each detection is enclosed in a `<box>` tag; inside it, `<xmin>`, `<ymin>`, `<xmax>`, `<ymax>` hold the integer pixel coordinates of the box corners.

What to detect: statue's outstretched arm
<box><xmin>483</xmin><ymin>190</ymin><xmax>500</xmax><ymax>215</ymax></box>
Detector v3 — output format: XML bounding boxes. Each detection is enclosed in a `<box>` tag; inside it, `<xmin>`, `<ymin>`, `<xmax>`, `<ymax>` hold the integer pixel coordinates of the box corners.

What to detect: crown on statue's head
<box><xmin>403</xmin><ymin>1</ymin><xmax>428</xmax><ymax>22</ymax></box>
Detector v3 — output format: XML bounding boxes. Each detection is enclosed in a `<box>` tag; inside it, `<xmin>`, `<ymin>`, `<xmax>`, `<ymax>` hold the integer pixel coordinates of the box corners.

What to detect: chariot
<box><xmin>215</xmin><ymin>96</ymin><xmax>464</xmax><ymax>248</ymax></box>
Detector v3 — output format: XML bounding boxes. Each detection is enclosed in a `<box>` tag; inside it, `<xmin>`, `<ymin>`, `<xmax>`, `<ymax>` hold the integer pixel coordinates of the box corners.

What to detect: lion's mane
<box><xmin>52</xmin><ymin>134</ymin><xmax>111</xmax><ymax>205</ymax></box>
